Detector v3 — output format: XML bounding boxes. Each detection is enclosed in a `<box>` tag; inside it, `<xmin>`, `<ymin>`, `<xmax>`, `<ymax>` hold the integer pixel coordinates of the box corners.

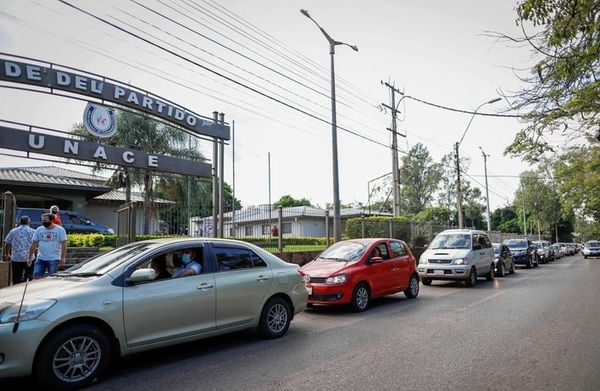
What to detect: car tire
<box><xmin>496</xmin><ymin>261</ymin><xmax>506</xmax><ymax>277</ymax></box>
<box><xmin>34</xmin><ymin>324</ymin><xmax>111</xmax><ymax>391</ymax></box>
<box><xmin>465</xmin><ymin>267</ymin><xmax>477</xmax><ymax>287</ymax></box>
<box><xmin>533</xmin><ymin>254</ymin><xmax>539</xmax><ymax>267</ymax></box>
<box><xmin>525</xmin><ymin>257</ymin><xmax>532</xmax><ymax>269</ymax></box>
<box><xmin>509</xmin><ymin>260</ymin><xmax>516</xmax><ymax>274</ymax></box>
<box><xmin>422</xmin><ymin>278</ymin><xmax>432</xmax><ymax>286</ymax></box>
<box><xmin>351</xmin><ymin>283</ymin><xmax>370</xmax><ymax>312</ymax></box>
<box><xmin>404</xmin><ymin>274</ymin><xmax>420</xmax><ymax>299</ymax></box>
<box><xmin>486</xmin><ymin>263</ymin><xmax>495</xmax><ymax>281</ymax></box>
<box><xmin>258</xmin><ymin>297</ymin><xmax>291</xmax><ymax>339</ymax></box>
<box><xmin>584</xmin><ymin>255</ymin><xmax>588</xmax><ymax>259</ymax></box>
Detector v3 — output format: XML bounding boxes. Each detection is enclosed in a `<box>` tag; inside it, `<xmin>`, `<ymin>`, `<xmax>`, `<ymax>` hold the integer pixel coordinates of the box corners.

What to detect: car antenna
<box><xmin>12</xmin><ymin>279</ymin><xmax>29</xmax><ymax>333</ymax></box>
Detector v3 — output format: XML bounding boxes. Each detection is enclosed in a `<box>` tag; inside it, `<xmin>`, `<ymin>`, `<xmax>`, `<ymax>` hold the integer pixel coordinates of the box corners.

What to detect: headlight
<box><xmin>325</xmin><ymin>275</ymin><xmax>348</xmax><ymax>285</ymax></box>
<box><xmin>420</xmin><ymin>258</ymin><xmax>428</xmax><ymax>265</ymax></box>
<box><xmin>107</xmin><ymin>228</ymin><xmax>115</xmax><ymax>234</ymax></box>
<box><xmin>454</xmin><ymin>258</ymin><xmax>468</xmax><ymax>265</ymax></box>
<box><xmin>0</xmin><ymin>299</ymin><xmax>56</xmax><ymax>323</ymax></box>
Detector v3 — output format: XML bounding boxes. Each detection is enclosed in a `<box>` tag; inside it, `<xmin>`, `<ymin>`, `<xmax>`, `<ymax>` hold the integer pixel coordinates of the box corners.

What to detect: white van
<box><xmin>418</xmin><ymin>229</ymin><xmax>495</xmax><ymax>287</ymax></box>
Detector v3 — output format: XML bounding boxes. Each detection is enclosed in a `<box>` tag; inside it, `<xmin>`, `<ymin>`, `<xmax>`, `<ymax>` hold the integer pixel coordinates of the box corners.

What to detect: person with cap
<box><xmin>3</xmin><ymin>215</ymin><xmax>36</xmax><ymax>284</ymax></box>
<box><xmin>49</xmin><ymin>205</ymin><xmax>62</xmax><ymax>226</ymax></box>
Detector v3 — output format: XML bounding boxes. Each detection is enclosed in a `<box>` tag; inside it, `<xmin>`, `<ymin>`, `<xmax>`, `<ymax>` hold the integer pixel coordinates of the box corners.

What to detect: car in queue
<box><xmin>0</xmin><ymin>238</ymin><xmax>308</xmax><ymax>390</ymax></box>
<box><xmin>492</xmin><ymin>242</ymin><xmax>516</xmax><ymax>277</ymax></box>
<box><xmin>418</xmin><ymin>229</ymin><xmax>495</xmax><ymax>287</ymax></box>
<box><xmin>582</xmin><ymin>240</ymin><xmax>600</xmax><ymax>259</ymax></box>
<box><xmin>503</xmin><ymin>238</ymin><xmax>539</xmax><ymax>269</ymax></box>
<box><xmin>532</xmin><ymin>240</ymin><xmax>553</xmax><ymax>264</ymax></box>
<box><xmin>299</xmin><ymin>238</ymin><xmax>420</xmax><ymax>312</ymax></box>
<box><xmin>550</xmin><ymin>243</ymin><xmax>563</xmax><ymax>259</ymax></box>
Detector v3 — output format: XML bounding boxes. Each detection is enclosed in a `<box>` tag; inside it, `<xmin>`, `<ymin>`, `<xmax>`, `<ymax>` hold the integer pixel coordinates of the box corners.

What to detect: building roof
<box><xmin>0</xmin><ymin>166</ymin><xmax>112</xmax><ymax>192</ymax></box>
<box><xmin>92</xmin><ymin>188</ymin><xmax>176</xmax><ymax>205</ymax></box>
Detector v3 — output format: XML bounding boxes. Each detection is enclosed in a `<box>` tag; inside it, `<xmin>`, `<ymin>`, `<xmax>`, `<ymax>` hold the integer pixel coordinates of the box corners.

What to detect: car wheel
<box><xmin>584</xmin><ymin>255</ymin><xmax>588</xmax><ymax>259</ymax></box>
<box><xmin>509</xmin><ymin>260</ymin><xmax>516</xmax><ymax>274</ymax></box>
<box><xmin>525</xmin><ymin>257</ymin><xmax>532</xmax><ymax>269</ymax></box>
<box><xmin>496</xmin><ymin>261</ymin><xmax>506</xmax><ymax>277</ymax></box>
<box><xmin>465</xmin><ymin>267</ymin><xmax>477</xmax><ymax>287</ymax></box>
<box><xmin>404</xmin><ymin>274</ymin><xmax>420</xmax><ymax>299</ymax></box>
<box><xmin>533</xmin><ymin>254</ymin><xmax>539</xmax><ymax>267</ymax></box>
<box><xmin>486</xmin><ymin>263</ymin><xmax>495</xmax><ymax>281</ymax></box>
<box><xmin>422</xmin><ymin>278</ymin><xmax>432</xmax><ymax>286</ymax></box>
<box><xmin>258</xmin><ymin>297</ymin><xmax>291</xmax><ymax>339</ymax></box>
<box><xmin>351</xmin><ymin>283</ymin><xmax>370</xmax><ymax>312</ymax></box>
<box><xmin>34</xmin><ymin>324</ymin><xmax>111</xmax><ymax>391</ymax></box>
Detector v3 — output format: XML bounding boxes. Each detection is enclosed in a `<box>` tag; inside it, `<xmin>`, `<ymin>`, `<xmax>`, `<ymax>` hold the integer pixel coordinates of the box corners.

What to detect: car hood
<box><xmin>0</xmin><ymin>278</ymin><xmax>90</xmax><ymax>304</ymax></box>
<box><xmin>421</xmin><ymin>248</ymin><xmax>470</xmax><ymax>259</ymax></box>
<box><xmin>508</xmin><ymin>247</ymin><xmax>527</xmax><ymax>252</ymax></box>
<box><xmin>300</xmin><ymin>260</ymin><xmax>354</xmax><ymax>276</ymax></box>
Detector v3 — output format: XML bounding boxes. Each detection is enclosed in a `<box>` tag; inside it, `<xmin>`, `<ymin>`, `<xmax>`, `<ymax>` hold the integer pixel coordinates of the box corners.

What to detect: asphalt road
<box><xmin>4</xmin><ymin>254</ymin><xmax>600</xmax><ymax>391</ymax></box>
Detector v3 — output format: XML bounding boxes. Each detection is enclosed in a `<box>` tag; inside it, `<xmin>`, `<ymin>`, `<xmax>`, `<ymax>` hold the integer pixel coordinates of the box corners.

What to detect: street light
<box><xmin>455</xmin><ymin>97</ymin><xmax>500</xmax><ymax>229</ymax></box>
<box><xmin>479</xmin><ymin>146</ymin><xmax>491</xmax><ymax>233</ymax></box>
<box><xmin>301</xmin><ymin>9</ymin><xmax>358</xmax><ymax>243</ymax></box>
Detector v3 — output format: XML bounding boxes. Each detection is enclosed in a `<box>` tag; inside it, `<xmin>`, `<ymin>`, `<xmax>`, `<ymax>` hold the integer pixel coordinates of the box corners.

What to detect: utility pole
<box><xmin>455</xmin><ymin>142</ymin><xmax>463</xmax><ymax>228</ymax></box>
<box><xmin>479</xmin><ymin>147</ymin><xmax>491</xmax><ymax>233</ymax></box>
<box><xmin>381</xmin><ymin>81</ymin><xmax>403</xmax><ymax>217</ymax></box>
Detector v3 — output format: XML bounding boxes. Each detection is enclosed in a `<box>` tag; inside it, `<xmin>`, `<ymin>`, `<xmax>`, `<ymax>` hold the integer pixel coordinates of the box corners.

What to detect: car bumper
<box><xmin>305</xmin><ymin>284</ymin><xmax>350</xmax><ymax>305</ymax></box>
<box><xmin>583</xmin><ymin>250</ymin><xmax>600</xmax><ymax>256</ymax></box>
<box><xmin>418</xmin><ymin>265</ymin><xmax>471</xmax><ymax>280</ymax></box>
<box><xmin>0</xmin><ymin>320</ymin><xmax>48</xmax><ymax>378</ymax></box>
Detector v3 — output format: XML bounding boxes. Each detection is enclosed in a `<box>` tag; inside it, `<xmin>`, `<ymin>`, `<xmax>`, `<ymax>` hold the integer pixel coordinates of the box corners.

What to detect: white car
<box><xmin>583</xmin><ymin>240</ymin><xmax>600</xmax><ymax>258</ymax></box>
<box><xmin>418</xmin><ymin>229</ymin><xmax>495</xmax><ymax>287</ymax></box>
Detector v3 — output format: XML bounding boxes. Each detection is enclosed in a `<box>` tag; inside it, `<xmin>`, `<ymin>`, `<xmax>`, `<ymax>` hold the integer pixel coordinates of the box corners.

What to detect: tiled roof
<box><xmin>0</xmin><ymin>166</ymin><xmax>112</xmax><ymax>191</ymax></box>
<box><xmin>93</xmin><ymin>188</ymin><xmax>175</xmax><ymax>205</ymax></box>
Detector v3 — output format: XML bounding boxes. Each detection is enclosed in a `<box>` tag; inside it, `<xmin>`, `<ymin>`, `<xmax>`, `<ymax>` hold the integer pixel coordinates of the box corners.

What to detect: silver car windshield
<box><xmin>430</xmin><ymin>234</ymin><xmax>471</xmax><ymax>250</ymax></box>
<box><xmin>64</xmin><ymin>242</ymin><xmax>158</xmax><ymax>275</ymax></box>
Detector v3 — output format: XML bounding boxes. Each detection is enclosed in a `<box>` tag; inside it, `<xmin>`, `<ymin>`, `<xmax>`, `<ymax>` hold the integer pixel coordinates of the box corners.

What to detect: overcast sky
<box><xmin>0</xmin><ymin>0</ymin><xmax>561</xmax><ymax>211</ymax></box>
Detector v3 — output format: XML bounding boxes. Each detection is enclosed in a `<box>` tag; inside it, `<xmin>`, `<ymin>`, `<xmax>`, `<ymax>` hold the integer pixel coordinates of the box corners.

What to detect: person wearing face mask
<box><xmin>172</xmin><ymin>248</ymin><xmax>202</xmax><ymax>278</ymax></box>
<box><xmin>29</xmin><ymin>212</ymin><xmax>68</xmax><ymax>279</ymax></box>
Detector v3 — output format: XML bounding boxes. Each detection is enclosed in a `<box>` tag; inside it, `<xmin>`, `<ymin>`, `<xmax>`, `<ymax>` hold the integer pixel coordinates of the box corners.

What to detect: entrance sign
<box><xmin>0</xmin><ymin>126</ymin><xmax>212</xmax><ymax>177</ymax></box>
<box><xmin>83</xmin><ymin>103</ymin><xmax>117</xmax><ymax>138</ymax></box>
<box><xmin>0</xmin><ymin>58</ymin><xmax>230</xmax><ymax>140</ymax></box>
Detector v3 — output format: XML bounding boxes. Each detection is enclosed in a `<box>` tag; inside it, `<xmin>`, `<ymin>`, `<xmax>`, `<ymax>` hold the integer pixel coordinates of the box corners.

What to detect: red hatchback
<box><xmin>299</xmin><ymin>238</ymin><xmax>419</xmax><ymax>312</ymax></box>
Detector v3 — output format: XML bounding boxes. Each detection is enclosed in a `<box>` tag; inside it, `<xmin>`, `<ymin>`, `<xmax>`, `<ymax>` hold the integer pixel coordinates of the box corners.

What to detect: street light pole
<box><xmin>479</xmin><ymin>146</ymin><xmax>491</xmax><ymax>233</ymax></box>
<box><xmin>301</xmin><ymin>9</ymin><xmax>358</xmax><ymax>243</ymax></box>
<box><xmin>455</xmin><ymin>97</ymin><xmax>500</xmax><ymax>229</ymax></box>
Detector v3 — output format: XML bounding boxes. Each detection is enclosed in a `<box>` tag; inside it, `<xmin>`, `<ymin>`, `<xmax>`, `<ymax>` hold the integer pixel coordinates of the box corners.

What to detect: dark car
<box><xmin>492</xmin><ymin>243</ymin><xmax>516</xmax><ymax>277</ymax></box>
<box><xmin>15</xmin><ymin>208</ymin><xmax>114</xmax><ymax>235</ymax></box>
<box><xmin>503</xmin><ymin>238</ymin><xmax>539</xmax><ymax>269</ymax></box>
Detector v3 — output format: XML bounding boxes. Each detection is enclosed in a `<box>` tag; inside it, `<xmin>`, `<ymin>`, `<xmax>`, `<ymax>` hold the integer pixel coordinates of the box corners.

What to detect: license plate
<box><xmin>306</xmin><ymin>286</ymin><xmax>312</xmax><ymax>295</ymax></box>
<box><xmin>434</xmin><ymin>269</ymin><xmax>444</xmax><ymax>275</ymax></box>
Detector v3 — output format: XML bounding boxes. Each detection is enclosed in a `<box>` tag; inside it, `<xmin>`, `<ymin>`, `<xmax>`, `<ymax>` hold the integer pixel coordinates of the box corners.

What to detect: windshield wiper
<box><xmin>57</xmin><ymin>272</ymin><xmax>103</xmax><ymax>277</ymax></box>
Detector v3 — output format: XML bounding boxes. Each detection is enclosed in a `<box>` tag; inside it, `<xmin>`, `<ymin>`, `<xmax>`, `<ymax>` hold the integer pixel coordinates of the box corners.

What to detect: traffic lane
<box><xmin>3</xmin><ymin>256</ymin><xmax>599</xmax><ymax>390</ymax></box>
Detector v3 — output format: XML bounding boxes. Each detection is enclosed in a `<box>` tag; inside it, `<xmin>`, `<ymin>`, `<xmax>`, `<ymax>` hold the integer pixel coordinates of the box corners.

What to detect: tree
<box><xmin>71</xmin><ymin>109</ymin><xmax>206</xmax><ymax>234</ymax></box>
<box><xmin>273</xmin><ymin>195</ymin><xmax>312</xmax><ymax>208</ymax></box>
<box><xmin>414</xmin><ymin>206</ymin><xmax>453</xmax><ymax>226</ymax></box>
<box><xmin>398</xmin><ymin>143</ymin><xmax>442</xmax><ymax>215</ymax></box>
<box><xmin>436</xmin><ymin>151</ymin><xmax>473</xmax><ymax>226</ymax></box>
<box><xmin>503</xmin><ymin>0</ymin><xmax>600</xmax><ymax>162</ymax></box>
<box><xmin>554</xmin><ymin>144</ymin><xmax>600</xmax><ymax>234</ymax></box>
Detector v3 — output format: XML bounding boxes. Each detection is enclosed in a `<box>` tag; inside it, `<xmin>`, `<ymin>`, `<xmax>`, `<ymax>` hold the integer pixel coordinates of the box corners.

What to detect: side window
<box><xmin>390</xmin><ymin>241</ymin><xmax>407</xmax><ymax>257</ymax></box>
<box><xmin>214</xmin><ymin>246</ymin><xmax>267</xmax><ymax>271</ymax></box>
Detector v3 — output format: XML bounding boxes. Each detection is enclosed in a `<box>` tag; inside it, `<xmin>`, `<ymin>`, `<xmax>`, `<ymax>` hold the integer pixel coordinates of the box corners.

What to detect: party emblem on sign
<box><xmin>83</xmin><ymin>103</ymin><xmax>117</xmax><ymax>138</ymax></box>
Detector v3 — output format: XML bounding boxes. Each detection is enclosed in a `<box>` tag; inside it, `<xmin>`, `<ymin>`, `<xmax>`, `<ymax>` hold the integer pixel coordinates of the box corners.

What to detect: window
<box><xmin>282</xmin><ymin>222</ymin><xmax>292</xmax><ymax>234</ymax></box>
<box><xmin>214</xmin><ymin>246</ymin><xmax>267</xmax><ymax>271</ymax></box>
<box><xmin>261</xmin><ymin>225</ymin><xmax>270</xmax><ymax>235</ymax></box>
<box><xmin>244</xmin><ymin>226</ymin><xmax>253</xmax><ymax>236</ymax></box>
<box><xmin>390</xmin><ymin>241</ymin><xmax>407</xmax><ymax>257</ymax></box>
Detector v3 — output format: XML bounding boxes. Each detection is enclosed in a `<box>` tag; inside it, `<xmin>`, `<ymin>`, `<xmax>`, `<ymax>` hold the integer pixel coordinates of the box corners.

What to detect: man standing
<box><xmin>3</xmin><ymin>215</ymin><xmax>36</xmax><ymax>284</ymax></box>
<box><xmin>29</xmin><ymin>212</ymin><xmax>67</xmax><ymax>279</ymax></box>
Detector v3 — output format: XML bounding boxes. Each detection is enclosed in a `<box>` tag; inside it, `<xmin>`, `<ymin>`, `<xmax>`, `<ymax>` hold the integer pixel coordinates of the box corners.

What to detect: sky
<box><xmin>0</xmin><ymin>0</ymin><xmax>559</xmax><ymax>212</ymax></box>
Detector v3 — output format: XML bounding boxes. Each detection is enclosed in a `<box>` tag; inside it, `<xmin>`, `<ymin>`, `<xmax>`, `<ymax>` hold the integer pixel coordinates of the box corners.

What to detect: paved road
<box><xmin>4</xmin><ymin>254</ymin><xmax>600</xmax><ymax>391</ymax></box>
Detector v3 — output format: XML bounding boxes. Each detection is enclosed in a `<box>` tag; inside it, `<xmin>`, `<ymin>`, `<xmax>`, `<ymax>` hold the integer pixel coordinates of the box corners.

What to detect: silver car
<box><xmin>0</xmin><ymin>238</ymin><xmax>307</xmax><ymax>389</ymax></box>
